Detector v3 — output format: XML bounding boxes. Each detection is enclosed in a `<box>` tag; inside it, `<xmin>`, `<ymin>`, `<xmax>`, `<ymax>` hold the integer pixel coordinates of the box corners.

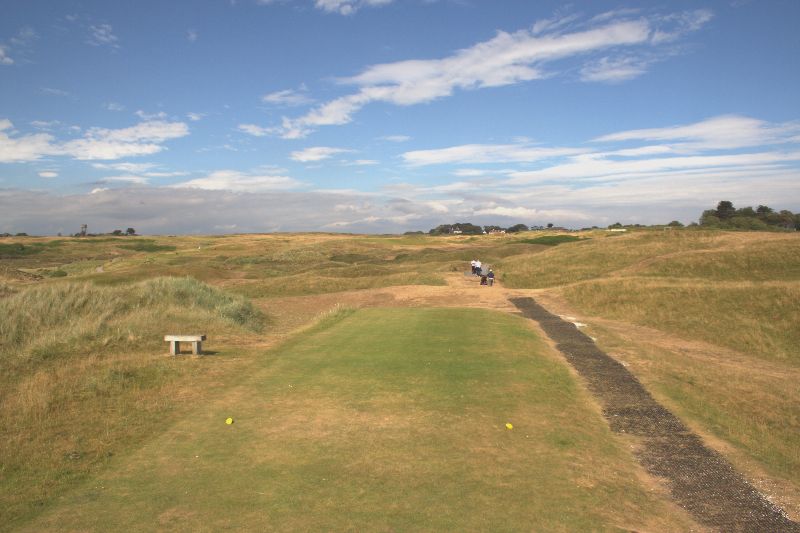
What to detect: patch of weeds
<box><xmin>119</xmin><ymin>241</ymin><xmax>177</xmax><ymax>252</ymax></box>
<box><xmin>329</xmin><ymin>253</ymin><xmax>375</xmax><ymax>264</ymax></box>
<box><xmin>517</xmin><ymin>235</ymin><xmax>587</xmax><ymax>246</ymax></box>
<box><xmin>0</xmin><ymin>243</ymin><xmax>45</xmax><ymax>258</ymax></box>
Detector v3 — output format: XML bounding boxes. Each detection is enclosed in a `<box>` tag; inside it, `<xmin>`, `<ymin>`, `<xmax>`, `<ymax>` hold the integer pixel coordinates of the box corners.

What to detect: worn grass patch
<box><xmin>19</xmin><ymin>308</ymin><xmax>692</xmax><ymax>532</ymax></box>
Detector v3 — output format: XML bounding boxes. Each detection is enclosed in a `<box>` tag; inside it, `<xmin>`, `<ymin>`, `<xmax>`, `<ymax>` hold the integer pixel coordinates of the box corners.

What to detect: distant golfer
<box><xmin>475</xmin><ymin>259</ymin><xmax>482</xmax><ymax>275</ymax></box>
<box><xmin>488</xmin><ymin>269</ymin><xmax>495</xmax><ymax>286</ymax></box>
<box><xmin>470</xmin><ymin>259</ymin><xmax>477</xmax><ymax>275</ymax></box>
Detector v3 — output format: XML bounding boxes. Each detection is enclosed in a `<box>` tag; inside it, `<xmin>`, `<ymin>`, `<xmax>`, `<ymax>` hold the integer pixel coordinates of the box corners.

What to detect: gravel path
<box><xmin>511</xmin><ymin>296</ymin><xmax>799</xmax><ymax>533</ymax></box>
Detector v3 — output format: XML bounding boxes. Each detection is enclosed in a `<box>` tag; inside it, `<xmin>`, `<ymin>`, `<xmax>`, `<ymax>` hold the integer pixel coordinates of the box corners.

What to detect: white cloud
<box><xmin>0</xmin><ymin>120</ymin><xmax>55</xmax><ymax>163</ymax></box>
<box><xmin>1</xmin><ymin>27</ymin><xmax>37</xmax><ymax>65</ymax></box>
<box><xmin>187</xmin><ymin>29</ymin><xmax>198</xmax><ymax>42</ymax></box>
<box><xmin>473</xmin><ymin>204</ymin><xmax>588</xmax><ymax>221</ymax></box>
<box><xmin>403</xmin><ymin>143</ymin><xmax>586</xmax><ymax>166</ymax></box>
<box><xmin>380</xmin><ymin>135</ymin><xmax>411</xmax><ymax>142</ymax></box>
<box><xmin>40</xmin><ymin>87</ymin><xmax>69</xmax><ymax>97</ymax></box>
<box><xmin>593</xmin><ymin>115</ymin><xmax>800</xmax><ymax>151</ymax></box>
<box><xmin>350</xmin><ymin>159</ymin><xmax>379</xmax><ymax>166</ymax></box>
<box><xmin>651</xmin><ymin>9</ymin><xmax>714</xmax><ymax>44</ymax></box>
<box><xmin>238</xmin><ymin>123</ymin><xmax>271</xmax><ymax>137</ymax></box>
<box><xmin>30</xmin><ymin>120</ymin><xmax>60</xmax><ymax>130</ymax></box>
<box><xmin>93</xmin><ymin>162</ymin><xmax>156</xmax><ymax>173</ymax></box>
<box><xmin>277</xmin><ymin>9</ymin><xmax>711</xmax><ymax>138</ymax></box>
<box><xmin>0</xmin><ymin>46</ymin><xmax>13</xmax><ymax>65</ymax></box>
<box><xmin>0</xmin><ymin>119</ymin><xmax>189</xmax><ymax>162</ymax></box>
<box><xmin>102</xmin><ymin>175</ymin><xmax>150</xmax><ymax>185</ymax></box>
<box><xmin>187</xmin><ymin>112</ymin><xmax>205</xmax><ymax>122</ymax></box>
<box><xmin>290</xmin><ymin>146</ymin><xmax>352</xmax><ymax>162</ymax></box>
<box><xmin>172</xmin><ymin>170</ymin><xmax>304</xmax><ymax>192</ymax></box>
<box><xmin>87</xmin><ymin>24</ymin><xmax>119</xmax><ymax>48</ymax></box>
<box><xmin>38</xmin><ymin>171</ymin><xmax>58</xmax><ymax>178</ymax></box>
<box><xmin>84</xmin><ymin>121</ymin><xmax>189</xmax><ymax>144</ymax></box>
<box><xmin>104</xmin><ymin>102</ymin><xmax>125</xmax><ymax>111</ymax></box>
<box><xmin>314</xmin><ymin>0</ymin><xmax>394</xmax><ymax>16</ymax></box>
<box><xmin>135</xmin><ymin>110</ymin><xmax>168</xmax><ymax>120</ymax></box>
<box><xmin>262</xmin><ymin>87</ymin><xmax>313</xmax><ymax>107</ymax></box>
<box><xmin>580</xmin><ymin>56</ymin><xmax>651</xmax><ymax>83</ymax></box>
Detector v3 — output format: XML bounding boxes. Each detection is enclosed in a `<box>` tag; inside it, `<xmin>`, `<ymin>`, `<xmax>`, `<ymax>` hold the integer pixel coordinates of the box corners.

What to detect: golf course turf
<box><xmin>18</xmin><ymin>308</ymin><xmax>694</xmax><ymax>531</ymax></box>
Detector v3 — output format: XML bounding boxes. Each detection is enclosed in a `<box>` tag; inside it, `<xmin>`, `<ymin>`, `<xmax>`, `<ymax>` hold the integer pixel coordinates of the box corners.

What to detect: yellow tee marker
<box><xmin>506</xmin><ymin>423</ymin><xmax>513</xmax><ymax>430</ymax></box>
<box><xmin>225</xmin><ymin>417</ymin><xmax>234</xmax><ymax>425</ymax></box>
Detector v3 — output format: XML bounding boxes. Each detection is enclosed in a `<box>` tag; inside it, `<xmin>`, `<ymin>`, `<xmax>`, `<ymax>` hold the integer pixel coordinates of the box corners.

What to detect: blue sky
<box><xmin>1</xmin><ymin>0</ymin><xmax>799</xmax><ymax>234</ymax></box>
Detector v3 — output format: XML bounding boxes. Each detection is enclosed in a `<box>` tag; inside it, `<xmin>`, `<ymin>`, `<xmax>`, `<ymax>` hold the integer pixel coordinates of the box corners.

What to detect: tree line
<box><xmin>422</xmin><ymin>223</ymin><xmax>555</xmax><ymax>235</ymax></box>
<box><xmin>700</xmin><ymin>201</ymin><xmax>799</xmax><ymax>230</ymax></box>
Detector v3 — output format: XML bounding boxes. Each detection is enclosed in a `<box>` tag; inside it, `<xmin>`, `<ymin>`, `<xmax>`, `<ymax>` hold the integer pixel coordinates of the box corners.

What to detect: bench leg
<box><xmin>192</xmin><ymin>341</ymin><xmax>202</xmax><ymax>355</ymax></box>
<box><xmin>169</xmin><ymin>340</ymin><xmax>179</xmax><ymax>356</ymax></box>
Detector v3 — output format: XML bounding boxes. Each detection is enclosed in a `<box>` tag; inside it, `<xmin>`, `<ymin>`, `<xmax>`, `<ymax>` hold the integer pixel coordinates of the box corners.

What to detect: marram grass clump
<box><xmin>0</xmin><ymin>276</ymin><xmax>265</xmax><ymax>365</ymax></box>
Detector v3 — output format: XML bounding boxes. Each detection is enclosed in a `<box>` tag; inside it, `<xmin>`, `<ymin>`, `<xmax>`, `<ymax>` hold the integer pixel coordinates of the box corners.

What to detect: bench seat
<box><xmin>164</xmin><ymin>334</ymin><xmax>206</xmax><ymax>355</ymax></box>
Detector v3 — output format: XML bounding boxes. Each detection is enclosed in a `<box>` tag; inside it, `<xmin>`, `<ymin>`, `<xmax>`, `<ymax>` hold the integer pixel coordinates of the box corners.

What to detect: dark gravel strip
<box><xmin>511</xmin><ymin>296</ymin><xmax>799</xmax><ymax>533</ymax></box>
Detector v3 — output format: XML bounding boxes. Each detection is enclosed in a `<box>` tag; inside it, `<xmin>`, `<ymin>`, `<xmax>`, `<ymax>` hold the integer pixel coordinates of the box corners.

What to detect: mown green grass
<box><xmin>19</xmin><ymin>308</ymin><xmax>692</xmax><ymax>532</ymax></box>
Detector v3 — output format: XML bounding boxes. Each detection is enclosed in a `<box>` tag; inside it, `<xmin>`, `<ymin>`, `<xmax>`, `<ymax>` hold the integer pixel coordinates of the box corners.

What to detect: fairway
<box><xmin>19</xmin><ymin>308</ymin><xmax>692</xmax><ymax>532</ymax></box>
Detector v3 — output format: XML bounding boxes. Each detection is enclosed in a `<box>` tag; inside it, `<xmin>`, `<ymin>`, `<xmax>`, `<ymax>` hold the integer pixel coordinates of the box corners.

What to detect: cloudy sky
<box><xmin>1</xmin><ymin>0</ymin><xmax>799</xmax><ymax>234</ymax></box>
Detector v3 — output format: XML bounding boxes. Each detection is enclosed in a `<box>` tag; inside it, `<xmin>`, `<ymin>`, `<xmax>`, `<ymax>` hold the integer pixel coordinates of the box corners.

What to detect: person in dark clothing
<box><xmin>487</xmin><ymin>269</ymin><xmax>495</xmax><ymax>286</ymax></box>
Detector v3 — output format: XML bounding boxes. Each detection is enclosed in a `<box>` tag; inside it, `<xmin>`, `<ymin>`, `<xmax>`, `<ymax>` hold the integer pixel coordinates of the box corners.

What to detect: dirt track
<box><xmin>511</xmin><ymin>296</ymin><xmax>799</xmax><ymax>533</ymax></box>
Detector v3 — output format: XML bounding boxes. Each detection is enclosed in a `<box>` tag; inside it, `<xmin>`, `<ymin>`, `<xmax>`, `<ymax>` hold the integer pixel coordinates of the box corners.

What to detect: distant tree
<box><xmin>429</xmin><ymin>224</ymin><xmax>453</xmax><ymax>235</ymax></box>
<box><xmin>608</xmin><ymin>222</ymin><xmax>623</xmax><ymax>229</ymax></box>
<box><xmin>483</xmin><ymin>225</ymin><xmax>504</xmax><ymax>233</ymax></box>
<box><xmin>756</xmin><ymin>205</ymin><xmax>774</xmax><ymax>218</ymax></box>
<box><xmin>126</xmin><ymin>227</ymin><xmax>136</xmax><ymax>235</ymax></box>
<box><xmin>506</xmin><ymin>223</ymin><xmax>529</xmax><ymax>233</ymax></box>
<box><xmin>699</xmin><ymin>210</ymin><xmax>721</xmax><ymax>227</ymax></box>
<box><xmin>736</xmin><ymin>206</ymin><xmax>756</xmax><ymax>218</ymax></box>
<box><xmin>111</xmin><ymin>229</ymin><xmax>123</xmax><ymax>236</ymax></box>
<box><xmin>547</xmin><ymin>223</ymin><xmax>554</xmax><ymax>228</ymax></box>
<box><xmin>778</xmin><ymin>210</ymin><xmax>796</xmax><ymax>229</ymax></box>
<box><xmin>715</xmin><ymin>200</ymin><xmax>736</xmax><ymax>220</ymax></box>
<box><xmin>667</xmin><ymin>220</ymin><xmax>684</xmax><ymax>227</ymax></box>
<box><xmin>454</xmin><ymin>222</ymin><xmax>484</xmax><ymax>235</ymax></box>
<box><xmin>15</xmin><ymin>233</ymin><xmax>28</xmax><ymax>236</ymax></box>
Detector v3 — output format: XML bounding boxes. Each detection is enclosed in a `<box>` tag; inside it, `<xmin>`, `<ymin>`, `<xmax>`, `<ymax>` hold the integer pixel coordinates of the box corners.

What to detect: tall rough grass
<box><xmin>561</xmin><ymin>280</ymin><xmax>800</xmax><ymax>365</ymax></box>
<box><xmin>0</xmin><ymin>277</ymin><xmax>265</xmax><ymax>529</ymax></box>
<box><xmin>0</xmin><ymin>277</ymin><xmax>263</xmax><ymax>364</ymax></box>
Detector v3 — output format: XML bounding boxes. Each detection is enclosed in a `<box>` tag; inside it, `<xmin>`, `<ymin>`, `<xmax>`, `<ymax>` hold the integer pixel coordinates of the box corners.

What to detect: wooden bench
<box><xmin>165</xmin><ymin>334</ymin><xmax>206</xmax><ymax>355</ymax></box>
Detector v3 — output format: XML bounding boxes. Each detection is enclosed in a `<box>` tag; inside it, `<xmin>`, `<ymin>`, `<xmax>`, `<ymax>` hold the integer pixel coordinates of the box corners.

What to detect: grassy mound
<box><xmin>0</xmin><ymin>277</ymin><xmax>265</xmax><ymax>529</ymax></box>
